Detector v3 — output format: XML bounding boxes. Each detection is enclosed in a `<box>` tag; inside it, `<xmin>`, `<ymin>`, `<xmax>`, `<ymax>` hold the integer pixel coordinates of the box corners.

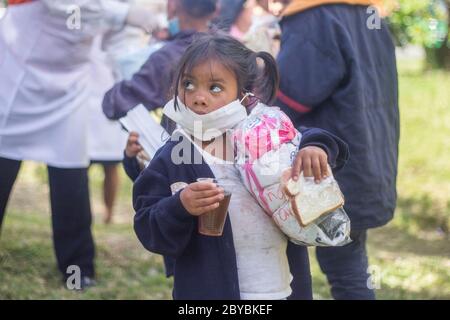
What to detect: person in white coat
<box><xmin>87</xmin><ymin>0</ymin><xmax>165</xmax><ymax>225</ymax></box>
<box><xmin>0</xmin><ymin>0</ymin><xmax>157</xmax><ymax>288</ymax></box>
<box><xmin>87</xmin><ymin>36</ymin><xmax>128</xmax><ymax>226</ymax></box>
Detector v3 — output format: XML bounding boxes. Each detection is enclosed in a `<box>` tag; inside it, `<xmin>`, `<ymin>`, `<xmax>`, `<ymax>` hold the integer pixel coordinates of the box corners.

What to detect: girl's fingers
<box><xmin>320</xmin><ymin>156</ymin><xmax>329</xmax><ymax>178</ymax></box>
<box><xmin>130</xmin><ymin>145</ymin><xmax>142</xmax><ymax>153</ymax></box>
<box><xmin>127</xmin><ymin>141</ymin><xmax>138</xmax><ymax>148</ymax></box>
<box><xmin>190</xmin><ymin>182</ymin><xmax>217</xmax><ymax>192</ymax></box>
<box><xmin>131</xmin><ymin>143</ymin><xmax>142</xmax><ymax>149</ymax></box>
<box><xmin>129</xmin><ymin>137</ymin><xmax>139</xmax><ymax>144</ymax></box>
<box><xmin>197</xmin><ymin>202</ymin><xmax>220</xmax><ymax>215</ymax></box>
<box><xmin>292</xmin><ymin>155</ymin><xmax>302</xmax><ymax>181</ymax></box>
<box><xmin>194</xmin><ymin>188</ymin><xmax>223</xmax><ymax>199</ymax></box>
<box><xmin>302</xmin><ymin>157</ymin><xmax>312</xmax><ymax>177</ymax></box>
<box><xmin>195</xmin><ymin>194</ymin><xmax>224</xmax><ymax>208</ymax></box>
<box><xmin>312</xmin><ymin>156</ymin><xmax>322</xmax><ymax>182</ymax></box>
<box><xmin>140</xmin><ymin>150</ymin><xmax>150</xmax><ymax>161</ymax></box>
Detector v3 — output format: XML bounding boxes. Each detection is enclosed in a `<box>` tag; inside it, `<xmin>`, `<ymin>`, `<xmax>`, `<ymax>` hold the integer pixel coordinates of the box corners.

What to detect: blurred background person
<box><xmin>87</xmin><ymin>1</ymin><xmax>167</xmax><ymax>225</ymax></box>
<box><xmin>87</xmin><ymin>36</ymin><xmax>128</xmax><ymax>225</ymax></box>
<box><xmin>216</xmin><ymin>0</ymin><xmax>280</xmax><ymax>55</ymax></box>
<box><xmin>275</xmin><ymin>0</ymin><xmax>399</xmax><ymax>299</ymax></box>
<box><xmin>0</xmin><ymin>0</ymin><xmax>158</xmax><ymax>288</ymax></box>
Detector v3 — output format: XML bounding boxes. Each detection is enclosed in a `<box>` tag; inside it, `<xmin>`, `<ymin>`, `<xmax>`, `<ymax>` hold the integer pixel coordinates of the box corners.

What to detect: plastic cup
<box><xmin>196</xmin><ymin>178</ymin><xmax>233</xmax><ymax>236</ymax></box>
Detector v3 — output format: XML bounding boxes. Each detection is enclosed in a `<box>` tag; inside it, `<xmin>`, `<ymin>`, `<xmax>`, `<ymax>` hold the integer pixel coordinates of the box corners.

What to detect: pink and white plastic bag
<box><xmin>233</xmin><ymin>103</ymin><xmax>351</xmax><ymax>246</ymax></box>
<box><xmin>233</xmin><ymin>103</ymin><xmax>301</xmax><ymax>216</ymax></box>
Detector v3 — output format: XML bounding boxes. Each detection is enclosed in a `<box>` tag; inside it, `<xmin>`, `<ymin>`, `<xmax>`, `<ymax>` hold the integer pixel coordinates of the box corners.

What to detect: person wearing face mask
<box><xmin>0</xmin><ymin>0</ymin><xmax>159</xmax><ymax>288</ymax></box>
<box><xmin>132</xmin><ymin>34</ymin><xmax>349</xmax><ymax>300</ymax></box>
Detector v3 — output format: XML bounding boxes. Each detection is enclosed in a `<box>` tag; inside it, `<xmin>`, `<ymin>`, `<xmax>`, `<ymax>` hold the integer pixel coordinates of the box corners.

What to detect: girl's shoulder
<box><xmin>148</xmin><ymin>139</ymin><xmax>177</xmax><ymax>168</ymax></box>
<box><xmin>147</xmin><ymin>131</ymin><xmax>196</xmax><ymax>170</ymax></box>
<box><xmin>136</xmin><ymin>140</ymin><xmax>178</xmax><ymax>184</ymax></box>
<box><xmin>137</xmin><ymin>132</ymin><xmax>204</xmax><ymax>186</ymax></box>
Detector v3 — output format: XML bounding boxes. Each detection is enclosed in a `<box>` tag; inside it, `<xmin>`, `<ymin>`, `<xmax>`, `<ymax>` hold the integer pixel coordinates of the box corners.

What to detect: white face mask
<box><xmin>163</xmin><ymin>96</ymin><xmax>248</xmax><ymax>141</ymax></box>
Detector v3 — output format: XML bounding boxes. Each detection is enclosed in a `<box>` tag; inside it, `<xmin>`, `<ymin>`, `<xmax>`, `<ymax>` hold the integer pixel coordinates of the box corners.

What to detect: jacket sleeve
<box><xmin>133</xmin><ymin>164</ymin><xmax>195</xmax><ymax>257</ymax></box>
<box><xmin>276</xmin><ymin>34</ymin><xmax>346</xmax><ymax>114</ymax></box>
<box><xmin>102</xmin><ymin>50</ymin><xmax>170</xmax><ymax>120</ymax></box>
<box><xmin>122</xmin><ymin>152</ymin><xmax>142</xmax><ymax>182</ymax></box>
<box><xmin>298</xmin><ymin>127</ymin><xmax>349</xmax><ymax>172</ymax></box>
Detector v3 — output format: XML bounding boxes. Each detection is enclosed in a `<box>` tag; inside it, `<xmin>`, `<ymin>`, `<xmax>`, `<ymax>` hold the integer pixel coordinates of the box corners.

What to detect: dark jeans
<box><xmin>316</xmin><ymin>229</ymin><xmax>376</xmax><ymax>300</ymax></box>
<box><xmin>0</xmin><ymin>157</ymin><xmax>95</xmax><ymax>278</ymax></box>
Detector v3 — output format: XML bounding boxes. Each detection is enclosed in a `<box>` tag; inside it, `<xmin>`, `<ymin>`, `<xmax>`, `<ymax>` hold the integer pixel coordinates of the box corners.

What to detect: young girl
<box><xmin>132</xmin><ymin>34</ymin><xmax>348</xmax><ymax>300</ymax></box>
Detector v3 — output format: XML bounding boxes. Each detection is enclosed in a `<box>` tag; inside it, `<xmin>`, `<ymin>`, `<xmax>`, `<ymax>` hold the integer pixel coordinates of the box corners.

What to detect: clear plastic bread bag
<box><xmin>273</xmin><ymin>203</ymin><xmax>352</xmax><ymax>246</ymax></box>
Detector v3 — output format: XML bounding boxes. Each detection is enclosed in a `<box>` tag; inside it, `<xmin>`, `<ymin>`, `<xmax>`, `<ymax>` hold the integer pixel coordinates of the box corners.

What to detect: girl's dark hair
<box><xmin>182</xmin><ymin>0</ymin><xmax>218</xmax><ymax>18</ymax></box>
<box><xmin>172</xmin><ymin>33</ymin><xmax>280</xmax><ymax>109</ymax></box>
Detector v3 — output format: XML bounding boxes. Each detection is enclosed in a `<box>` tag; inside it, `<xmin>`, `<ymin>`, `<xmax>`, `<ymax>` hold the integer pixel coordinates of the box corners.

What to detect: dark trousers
<box><xmin>315</xmin><ymin>230</ymin><xmax>376</xmax><ymax>300</ymax></box>
<box><xmin>288</xmin><ymin>245</ymin><xmax>313</xmax><ymax>300</ymax></box>
<box><xmin>0</xmin><ymin>157</ymin><xmax>95</xmax><ymax>278</ymax></box>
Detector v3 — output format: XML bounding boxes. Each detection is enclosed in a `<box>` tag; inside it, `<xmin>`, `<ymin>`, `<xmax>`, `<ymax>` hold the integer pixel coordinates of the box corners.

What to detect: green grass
<box><xmin>310</xmin><ymin>58</ymin><xmax>450</xmax><ymax>300</ymax></box>
<box><xmin>0</xmin><ymin>166</ymin><xmax>173</xmax><ymax>300</ymax></box>
<box><xmin>1</xmin><ymin>58</ymin><xmax>449</xmax><ymax>299</ymax></box>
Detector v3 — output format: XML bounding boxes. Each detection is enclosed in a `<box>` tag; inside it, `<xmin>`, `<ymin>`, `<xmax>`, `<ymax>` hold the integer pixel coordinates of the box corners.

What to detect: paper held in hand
<box><xmin>119</xmin><ymin>104</ymin><xmax>169</xmax><ymax>160</ymax></box>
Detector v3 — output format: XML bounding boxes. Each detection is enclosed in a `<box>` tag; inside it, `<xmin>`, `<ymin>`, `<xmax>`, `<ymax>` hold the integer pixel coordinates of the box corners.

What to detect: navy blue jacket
<box><xmin>132</xmin><ymin>127</ymin><xmax>348</xmax><ymax>300</ymax></box>
<box><xmin>276</xmin><ymin>4</ymin><xmax>399</xmax><ymax>230</ymax></box>
<box><xmin>102</xmin><ymin>31</ymin><xmax>198</xmax><ymax>120</ymax></box>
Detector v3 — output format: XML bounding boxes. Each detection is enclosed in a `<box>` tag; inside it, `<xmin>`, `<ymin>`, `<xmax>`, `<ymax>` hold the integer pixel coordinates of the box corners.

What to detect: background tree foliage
<box><xmin>388</xmin><ymin>0</ymin><xmax>450</xmax><ymax>69</ymax></box>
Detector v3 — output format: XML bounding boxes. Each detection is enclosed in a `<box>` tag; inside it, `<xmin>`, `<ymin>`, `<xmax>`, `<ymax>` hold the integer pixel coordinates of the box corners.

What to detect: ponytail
<box><xmin>250</xmin><ymin>51</ymin><xmax>280</xmax><ymax>105</ymax></box>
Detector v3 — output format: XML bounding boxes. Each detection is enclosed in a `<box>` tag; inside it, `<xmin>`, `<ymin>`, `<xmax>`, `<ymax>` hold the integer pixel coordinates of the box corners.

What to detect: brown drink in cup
<box><xmin>196</xmin><ymin>178</ymin><xmax>232</xmax><ymax>236</ymax></box>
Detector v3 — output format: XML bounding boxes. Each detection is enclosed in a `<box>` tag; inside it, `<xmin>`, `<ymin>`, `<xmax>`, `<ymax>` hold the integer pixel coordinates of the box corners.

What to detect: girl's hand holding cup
<box><xmin>180</xmin><ymin>180</ymin><xmax>225</xmax><ymax>216</ymax></box>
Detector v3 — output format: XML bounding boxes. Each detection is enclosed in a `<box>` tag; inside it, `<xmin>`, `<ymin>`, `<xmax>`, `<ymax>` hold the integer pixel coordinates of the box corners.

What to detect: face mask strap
<box><xmin>240</xmin><ymin>92</ymin><xmax>255</xmax><ymax>104</ymax></box>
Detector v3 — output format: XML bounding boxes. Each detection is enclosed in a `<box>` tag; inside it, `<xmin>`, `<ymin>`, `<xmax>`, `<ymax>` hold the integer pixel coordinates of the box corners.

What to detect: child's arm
<box><xmin>122</xmin><ymin>154</ymin><xmax>142</xmax><ymax>182</ymax></box>
<box><xmin>133</xmin><ymin>168</ymin><xmax>195</xmax><ymax>257</ymax></box>
<box><xmin>102</xmin><ymin>51</ymin><xmax>171</xmax><ymax>120</ymax></box>
<box><xmin>122</xmin><ymin>132</ymin><xmax>144</xmax><ymax>182</ymax></box>
<box><xmin>133</xmin><ymin>166</ymin><xmax>224</xmax><ymax>257</ymax></box>
<box><xmin>292</xmin><ymin>127</ymin><xmax>349</xmax><ymax>182</ymax></box>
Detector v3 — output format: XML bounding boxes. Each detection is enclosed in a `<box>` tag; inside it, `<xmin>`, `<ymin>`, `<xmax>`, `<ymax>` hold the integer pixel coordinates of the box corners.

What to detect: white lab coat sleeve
<box><xmin>41</xmin><ymin>0</ymin><xmax>130</xmax><ymax>31</ymax></box>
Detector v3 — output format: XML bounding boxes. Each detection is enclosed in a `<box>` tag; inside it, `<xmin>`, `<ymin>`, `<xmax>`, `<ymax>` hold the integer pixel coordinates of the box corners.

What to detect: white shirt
<box><xmin>182</xmin><ymin>130</ymin><xmax>293</xmax><ymax>300</ymax></box>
